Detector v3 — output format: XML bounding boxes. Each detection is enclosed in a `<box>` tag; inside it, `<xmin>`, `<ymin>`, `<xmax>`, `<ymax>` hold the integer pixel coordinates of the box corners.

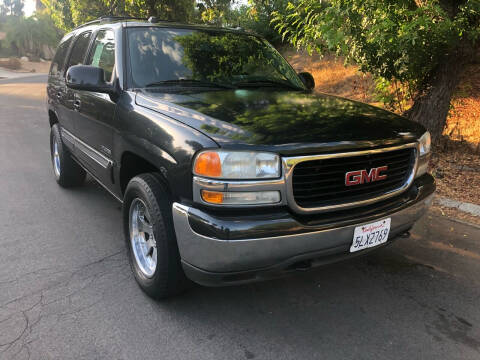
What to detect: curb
<box><xmin>434</xmin><ymin>196</ymin><xmax>480</xmax><ymax>217</ymax></box>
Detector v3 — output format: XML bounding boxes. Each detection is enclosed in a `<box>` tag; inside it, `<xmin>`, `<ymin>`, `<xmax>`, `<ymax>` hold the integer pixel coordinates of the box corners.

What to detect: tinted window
<box><xmin>126</xmin><ymin>28</ymin><xmax>305</xmax><ymax>89</ymax></box>
<box><xmin>50</xmin><ymin>36</ymin><xmax>73</xmax><ymax>76</ymax></box>
<box><xmin>66</xmin><ymin>31</ymin><xmax>92</xmax><ymax>70</ymax></box>
<box><xmin>87</xmin><ymin>30</ymin><xmax>115</xmax><ymax>82</ymax></box>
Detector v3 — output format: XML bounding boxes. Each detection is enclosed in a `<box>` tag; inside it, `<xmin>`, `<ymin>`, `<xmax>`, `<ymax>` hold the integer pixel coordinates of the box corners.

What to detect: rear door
<box><xmin>72</xmin><ymin>29</ymin><xmax>117</xmax><ymax>187</ymax></box>
<box><xmin>47</xmin><ymin>35</ymin><xmax>74</xmax><ymax>135</ymax></box>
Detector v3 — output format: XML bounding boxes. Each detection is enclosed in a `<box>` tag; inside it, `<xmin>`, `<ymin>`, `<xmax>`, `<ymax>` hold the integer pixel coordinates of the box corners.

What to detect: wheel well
<box><xmin>48</xmin><ymin>110</ymin><xmax>58</xmax><ymax>127</ymax></box>
<box><xmin>120</xmin><ymin>152</ymin><xmax>164</xmax><ymax>195</ymax></box>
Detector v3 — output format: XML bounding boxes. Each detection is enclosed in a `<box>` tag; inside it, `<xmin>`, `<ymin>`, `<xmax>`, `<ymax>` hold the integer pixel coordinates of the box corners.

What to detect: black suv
<box><xmin>47</xmin><ymin>17</ymin><xmax>435</xmax><ymax>299</ymax></box>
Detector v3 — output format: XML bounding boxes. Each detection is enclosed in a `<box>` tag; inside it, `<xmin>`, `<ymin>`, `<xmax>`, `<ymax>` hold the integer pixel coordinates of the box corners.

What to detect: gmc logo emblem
<box><xmin>345</xmin><ymin>166</ymin><xmax>388</xmax><ymax>186</ymax></box>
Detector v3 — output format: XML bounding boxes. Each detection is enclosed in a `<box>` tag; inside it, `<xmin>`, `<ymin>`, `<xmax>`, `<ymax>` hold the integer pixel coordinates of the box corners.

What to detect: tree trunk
<box><xmin>405</xmin><ymin>40</ymin><xmax>476</xmax><ymax>143</ymax></box>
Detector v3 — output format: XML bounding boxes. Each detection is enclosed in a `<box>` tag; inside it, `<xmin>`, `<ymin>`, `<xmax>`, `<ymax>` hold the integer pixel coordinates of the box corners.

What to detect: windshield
<box><xmin>126</xmin><ymin>27</ymin><xmax>305</xmax><ymax>90</ymax></box>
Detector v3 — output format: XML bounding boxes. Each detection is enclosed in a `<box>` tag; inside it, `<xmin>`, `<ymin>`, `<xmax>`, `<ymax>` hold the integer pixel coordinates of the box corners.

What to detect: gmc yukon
<box><xmin>47</xmin><ymin>17</ymin><xmax>435</xmax><ymax>299</ymax></box>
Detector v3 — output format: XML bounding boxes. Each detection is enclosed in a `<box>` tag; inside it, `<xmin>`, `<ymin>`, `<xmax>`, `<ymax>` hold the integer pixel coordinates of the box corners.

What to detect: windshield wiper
<box><xmin>144</xmin><ymin>79</ymin><xmax>235</xmax><ymax>89</ymax></box>
<box><xmin>234</xmin><ymin>79</ymin><xmax>303</xmax><ymax>91</ymax></box>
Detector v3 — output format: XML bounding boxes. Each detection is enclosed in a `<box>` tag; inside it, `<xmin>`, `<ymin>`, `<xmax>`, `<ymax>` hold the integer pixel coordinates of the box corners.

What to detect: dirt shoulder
<box><xmin>0</xmin><ymin>57</ymin><xmax>51</xmax><ymax>74</ymax></box>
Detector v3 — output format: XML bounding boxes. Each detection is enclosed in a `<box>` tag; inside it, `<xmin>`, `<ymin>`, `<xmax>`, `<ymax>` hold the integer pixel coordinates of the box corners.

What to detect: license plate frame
<box><xmin>350</xmin><ymin>218</ymin><xmax>391</xmax><ymax>253</ymax></box>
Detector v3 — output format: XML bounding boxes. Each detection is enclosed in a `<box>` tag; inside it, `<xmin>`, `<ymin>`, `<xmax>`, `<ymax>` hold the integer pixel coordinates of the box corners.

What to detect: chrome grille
<box><xmin>291</xmin><ymin>147</ymin><xmax>416</xmax><ymax>209</ymax></box>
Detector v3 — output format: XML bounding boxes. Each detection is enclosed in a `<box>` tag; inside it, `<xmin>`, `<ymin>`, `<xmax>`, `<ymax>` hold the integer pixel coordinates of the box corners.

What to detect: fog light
<box><xmin>201</xmin><ymin>190</ymin><xmax>281</xmax><ymax>205</ymax></box>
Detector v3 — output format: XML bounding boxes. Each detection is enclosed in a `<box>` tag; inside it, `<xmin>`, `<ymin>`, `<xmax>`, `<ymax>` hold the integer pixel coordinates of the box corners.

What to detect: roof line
<box><xmin>72</xmin><ymin>16</ymin><xmax>148</xmax><ymax>31</ymax></box>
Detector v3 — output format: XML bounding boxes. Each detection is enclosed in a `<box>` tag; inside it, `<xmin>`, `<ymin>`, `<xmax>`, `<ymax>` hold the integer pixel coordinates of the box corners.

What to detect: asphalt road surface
<box><xmin>1</xmin><ymin>75</ymin><xmax>480</xmax><ymax>360</ymax></box>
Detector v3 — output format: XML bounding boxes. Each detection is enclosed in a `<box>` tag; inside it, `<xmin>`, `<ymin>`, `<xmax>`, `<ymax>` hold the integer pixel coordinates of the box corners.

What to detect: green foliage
<box><xmin>40</xmin><ymin>0</ymin><xmax>74</xmax><ymax>31</ymax></box>
<box><xmin>2</xmin><ymin>13</ymin><xmax>63</xmax><ymax>57</ymax></box>
<box><xmin>229</xmin><ymin>0</ymin><xmax>294</xmax><ymax>45</ymax></box>
<box><xmin>197</xmin><ymin>0</ymin><xmax>233</xmax><ymax>25</ymax></box>
<box><xmin>41</xmin><ymin>0</ymin><xmax>196</xmax><ymax>31</ymax></box>
<box><xmin>272</xmin><ymin>0</ymin><xmax>480</xmax><ymax>111</ymax></box>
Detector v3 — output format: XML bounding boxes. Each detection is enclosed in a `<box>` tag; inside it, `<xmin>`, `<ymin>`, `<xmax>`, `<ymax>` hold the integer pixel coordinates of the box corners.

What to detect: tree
<box><xmin>3</xmin><ymin>12</ymin><xmax>62</xmax><ymax>57</ymax></box>
<box><xmin>41</xmin><ymin>0</ymin><xmax>74</xmax><ymax>30</ymax></box>
<box><xmin>196</xmin><ymin>0</ymin><xmax>234</xmax><ymax>25</ymax></box>
<box><xmin>1</xmin><ymin>0</ymin><xmax>24</xmax><ymax>16</ymax></box>
<box><xmin>126</xmin><ymin>0</ymin><xmax>195</xmax><ymax>20</ymax></box>
<box><xmin>236</xmin><ymin>0</ymin><xmax>294</xmax><ymax>45</ymax></box>
<box><xmin>273</xmin><ymin>0</ymin><xmax>480</xmax><ymax>142</ymax></box>
<box><xmin>41</xmin><ymin>0</ymin><xmax>196</xmax><ymax>31</ymax></box>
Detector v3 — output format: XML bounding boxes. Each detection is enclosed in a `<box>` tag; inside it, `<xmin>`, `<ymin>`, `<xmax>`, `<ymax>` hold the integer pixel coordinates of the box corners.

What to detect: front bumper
<box><xmin>172</xmin><ymin>174</ymin><xmax>435</xmax><ymax>286</ymax></box>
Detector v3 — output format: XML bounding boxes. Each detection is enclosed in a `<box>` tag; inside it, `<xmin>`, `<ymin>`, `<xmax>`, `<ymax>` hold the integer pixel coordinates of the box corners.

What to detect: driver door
<box><xmin>72</xmin><ymin>29</ymin><xmax>117</xmax><ymax>187</ymax></box>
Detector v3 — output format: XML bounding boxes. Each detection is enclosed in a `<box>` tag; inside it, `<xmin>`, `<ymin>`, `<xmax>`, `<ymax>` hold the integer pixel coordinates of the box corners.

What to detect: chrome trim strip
<box><xmin>283</xmin><ymin>143</ymin><xmax>419</xmax><ymax>214</ymax></box>
<box><xmin>193</xmin><ymin>176</ymin><xmax>287</xmax><ymax>208</ymax></box>
<box><xmin>61</xmin><ymin>128</ymin><xmax>113</xmax><ymax>169</ymax></box>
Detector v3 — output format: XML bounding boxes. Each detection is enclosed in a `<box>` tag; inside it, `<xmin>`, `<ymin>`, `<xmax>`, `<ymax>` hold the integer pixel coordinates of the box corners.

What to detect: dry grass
<box><xmin>446</xmin><ymin>64</ymin><xmax>480</xmax><ymax>149</ymax></box>
<box><xmin>284</xmin><ymin>49</ymin><xmax>376</xmax><ymax>104</ymax></box>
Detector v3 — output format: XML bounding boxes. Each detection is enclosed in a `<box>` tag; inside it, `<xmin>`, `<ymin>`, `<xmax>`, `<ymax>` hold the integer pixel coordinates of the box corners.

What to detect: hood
<box><xmin>136</xmin><ymin>89</ymin><xmax>425</xmax><ymax>155</ymax></box>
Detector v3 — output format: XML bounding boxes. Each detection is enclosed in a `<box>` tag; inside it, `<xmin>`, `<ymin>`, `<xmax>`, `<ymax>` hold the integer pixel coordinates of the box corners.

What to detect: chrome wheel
<box><xmin>53</xmin><ymin>139</ymin><xmax>61</xmax><ymax>177</ymax></box>
<box><xmin>129</xmin><ymin>198</ymin><xmax>157</xmax><ymax>278</ymax></box>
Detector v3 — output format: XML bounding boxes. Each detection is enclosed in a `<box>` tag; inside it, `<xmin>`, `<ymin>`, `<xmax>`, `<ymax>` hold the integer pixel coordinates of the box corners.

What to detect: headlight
<box><xmin>416</xmin><ymin>131</ymin><xmax>431</xmax><ymax>177</ymax></box>
<box><xmin>193</xmin><ymin>150</ymin><xmax>280</xmax><ymax>179</ymax></box>
<box><xmin>418</xmin><ymin>131</ymin><xmax>431</xmax><ymax>156</ymax></box>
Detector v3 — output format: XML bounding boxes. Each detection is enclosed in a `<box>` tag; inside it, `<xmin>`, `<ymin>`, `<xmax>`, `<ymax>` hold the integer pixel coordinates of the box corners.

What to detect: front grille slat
<box><xmin>293</xmin><ymin>164</ymin><xmax>411</xmax><ymax>179</ymax></box>
<box><xmin>293</xmin><ymin>177</ymin><xmax>407</xmax><ymax>198</ymax></box>
<box><xmin>291</xmin><ymin>147</ymin><xmax>415</xmax><ymax>209</ymax></box>
<box><xmin>295</xmin><ymin>153</ymin><xmax>412</xmax><ymax>171</ymax></box>
<box><xmin>293</xmin><ymin>173</ymin><xmax>407</xmax><ymax>194</ymax></box>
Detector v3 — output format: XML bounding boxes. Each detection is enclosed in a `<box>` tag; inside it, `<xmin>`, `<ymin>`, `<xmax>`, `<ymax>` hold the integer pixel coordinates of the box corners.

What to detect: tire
<box><xmin>123</xmin><ymin>173</ymin><xmax>190</xmax><ymax>299</ymax></box>
<box><xmin>50</xmin><ymin>124</ymin><xmax>86</xmax><ymax>187</ymax></box>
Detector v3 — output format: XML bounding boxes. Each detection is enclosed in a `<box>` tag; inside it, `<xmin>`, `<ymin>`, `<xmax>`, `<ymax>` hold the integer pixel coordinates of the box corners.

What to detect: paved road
<box><xmin>1</xmin><ymin>76</ymin><xmax>480</xmax><ymax>360</ymax></box>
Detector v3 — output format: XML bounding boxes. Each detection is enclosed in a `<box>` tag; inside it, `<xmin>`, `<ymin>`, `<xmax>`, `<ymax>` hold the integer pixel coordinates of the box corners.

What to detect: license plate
<box><xmin>350</xmin><ymin>218</ymin><xmax>391</xmax><ymax>253</ymax></box>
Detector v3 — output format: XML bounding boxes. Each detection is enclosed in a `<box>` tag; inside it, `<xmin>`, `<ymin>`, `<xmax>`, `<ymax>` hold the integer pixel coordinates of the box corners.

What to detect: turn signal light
<box><xmin>201</xmin><ymin>190</ymin><xmax>281</xmax><ymax>205</ymax></box>
<box><xmin>194</xmin><ymin>152</ymin><xmax>222</xmax><ymax>177</ymax></box>
<box><xmin>201</xmin><ymin>190</ymin><xmax>224</xmax><ymax>204</ymax></box>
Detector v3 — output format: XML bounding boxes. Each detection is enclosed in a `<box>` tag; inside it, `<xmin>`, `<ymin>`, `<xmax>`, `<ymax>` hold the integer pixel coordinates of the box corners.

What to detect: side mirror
<box><xmin>298</xmin><ymin>72</ymin><xmax>315</xmax><ymax>90</ymax></box>
<box><xmin>66</xmin><ymin>65</ymin><xmax>115</xmax><ymax>94</ymax></box>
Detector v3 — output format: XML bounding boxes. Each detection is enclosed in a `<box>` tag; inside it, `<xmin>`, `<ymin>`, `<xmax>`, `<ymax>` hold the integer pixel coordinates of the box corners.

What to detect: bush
<box><xmin>0</xmin><ymin>57</ymin><xmax>21</xmax><ymax>70</ymax></box>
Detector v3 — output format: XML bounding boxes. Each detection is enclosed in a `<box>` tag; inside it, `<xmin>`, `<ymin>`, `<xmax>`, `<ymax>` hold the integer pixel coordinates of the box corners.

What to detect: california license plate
<box><xmin>350</xmin><ymin>218</ymin><xmax>391</xmax><ymax>253</ymax></box>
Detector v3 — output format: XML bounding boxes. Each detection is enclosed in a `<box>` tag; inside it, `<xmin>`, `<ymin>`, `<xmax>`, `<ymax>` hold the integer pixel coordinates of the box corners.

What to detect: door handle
<box><xmin>73</xmin><ymin>99</ymin><xmax>81</xmax><ymax>111</ymax></box>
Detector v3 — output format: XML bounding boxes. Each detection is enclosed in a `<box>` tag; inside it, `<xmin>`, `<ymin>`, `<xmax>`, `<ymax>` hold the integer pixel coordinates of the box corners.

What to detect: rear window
<box><xmin>50</xmin><ymin>35</ymin><xmax>73</xmax><ymax>76</ymax></box>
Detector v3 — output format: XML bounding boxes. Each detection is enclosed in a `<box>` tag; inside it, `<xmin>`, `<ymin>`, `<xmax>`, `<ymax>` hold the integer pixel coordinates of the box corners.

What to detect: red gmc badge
<box><xmin>345</xmin><ymin>166</ymin><xmax>388</xmax><ymax>186</ymax></box>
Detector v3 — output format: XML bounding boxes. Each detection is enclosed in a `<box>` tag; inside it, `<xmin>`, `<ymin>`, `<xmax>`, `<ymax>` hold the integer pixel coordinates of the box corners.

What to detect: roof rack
<box><xmin>72</xmin><ymin>16</ymin><xmax>148</xmax><ymax>30</ymax></box>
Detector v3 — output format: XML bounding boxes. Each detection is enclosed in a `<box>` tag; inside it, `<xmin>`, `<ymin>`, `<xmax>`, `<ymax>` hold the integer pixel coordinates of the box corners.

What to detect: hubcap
<box><xmin>129</xmin><ymin>198</ymin><xmax>157</xmax><ymax>278</ymax></box>
<box><xmin>53</xmin><ymin>139</ymin><xmax>61</xmax><ymax>177</ymax></box>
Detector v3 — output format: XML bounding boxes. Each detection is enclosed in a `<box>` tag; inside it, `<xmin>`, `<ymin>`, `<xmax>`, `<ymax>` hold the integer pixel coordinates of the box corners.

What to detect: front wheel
<box><xmin>123</xmin><ymin>173</ymin><xmax>190</xmax><ymax>299</ymax></box>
